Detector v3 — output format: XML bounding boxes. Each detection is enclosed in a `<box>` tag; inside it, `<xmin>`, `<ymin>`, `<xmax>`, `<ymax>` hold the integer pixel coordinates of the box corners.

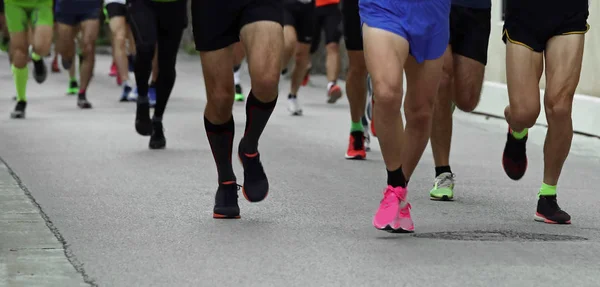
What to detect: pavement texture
<box><xmin>1</xmin><ymin>53</ymin><xmax>600</xmax><ymax>287</ymax></box>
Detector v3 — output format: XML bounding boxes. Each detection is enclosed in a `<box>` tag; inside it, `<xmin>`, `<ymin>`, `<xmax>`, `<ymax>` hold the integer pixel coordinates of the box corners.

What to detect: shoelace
<box><xmin>435</xmin><ymin>173</ymin><xmax>455</xmax><ymax>188</ymax></box>
<box><xmin>380</xmin><ymin>187</ymin><xmax>406</xmax><ymax>208</ymax></box>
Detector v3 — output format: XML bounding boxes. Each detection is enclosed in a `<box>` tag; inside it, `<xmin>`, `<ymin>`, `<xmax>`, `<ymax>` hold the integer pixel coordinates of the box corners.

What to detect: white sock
<box><xmin>123</xmin><ymin>80</ymin><xmax>130</xmax><ymax>88</ymax></box>
<box><xmin>234</xmin><ymin>70</ymin><xmax>241</xmax><ymax>85</ymax></box>
<box><xmin>327</xmin><ymin>81</ymin><xmax>335</xmax><ymax>91</ymax></box>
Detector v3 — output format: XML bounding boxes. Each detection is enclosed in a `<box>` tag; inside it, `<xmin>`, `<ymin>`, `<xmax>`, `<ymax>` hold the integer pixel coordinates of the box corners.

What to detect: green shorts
<box><xmin>4</xmin><ymin>0</ymin><xmax>54</xmax><ymax>33</ymax></box>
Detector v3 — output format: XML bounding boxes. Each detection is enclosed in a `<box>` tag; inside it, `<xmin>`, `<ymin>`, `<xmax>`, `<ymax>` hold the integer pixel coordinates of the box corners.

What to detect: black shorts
<box><xmin>0</xmin><ymin>0</ymin><xmax>4</xmax><ymax>14</ymax></box>
<box><xmin>341</xmin><ymin>0</ymin><xmax>362</xmax><ymax>51</ymax></box>
<box><xmin>55</xmin><ymin>0</ymin><xmax>102</xmax><ymax>26</ymax></box>
<box><xmin>106</xmin><ymin>2</ymin><xmax>127</xmax><ymax>18</ymax></box>
<box><xmin>128</xmin><ymin>0</ymin><xmax>187</xmax><ymax>47</ymax></box>
<box><xmin>283</xmin><ymin>1</ymin><xmax>314</xmax><ymax>44</ymax></box>
<box><xmin>192</xmin><ymin>0</ymin><xmax>283</xmax><ymax>52</ymax></box>
<box><xmin>449</xmin><ymin>5</ymin><xmax>491</xmax><ymax>65</ymax></box>
<box><xmin>311</xmin><ymin>3</ymin><xmax>342</xmax><ymax>53</ymax></box>
<box><xmin>502</xmin><ymin>0</ymin><xmax>589</xmax><ymax>52</ymax></box>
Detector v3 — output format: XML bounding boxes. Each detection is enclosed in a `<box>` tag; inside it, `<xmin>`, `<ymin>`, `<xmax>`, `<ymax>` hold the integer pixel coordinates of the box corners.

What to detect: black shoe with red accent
<box><xmin>535</xmin><ymin>195</ymin><xmax>571</xmax><ymax>224</ymax></box>
<box><xmin>213</xmin><ymin>183</ymin><xmax>240</xmax><ymax>219</ymax></box>
<box><xmin>502</xmin><ymin>129</ymin><xmax>528</xmax><ymax>180</ymax></box>
<box><xmin>238</xmin><ymin>140</ymin><xmax>269</xmax><ymax>203</ymax></box>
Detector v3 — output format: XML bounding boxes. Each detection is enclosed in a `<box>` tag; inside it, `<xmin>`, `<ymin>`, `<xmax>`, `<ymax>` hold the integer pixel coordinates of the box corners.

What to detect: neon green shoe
<box><xmin>429</xmin><ymin>172</ymin><xmax>455</xmax><ymax>201</ymax></box>
<box><xmin>234</xmin><ymin>84</ymin><xmax>245</xmax><ymax>102</ymax></box>
<box><xmin>67</xmin><ymin>80</ymin><xmax>79</xmax><ymax>95</ymax></box>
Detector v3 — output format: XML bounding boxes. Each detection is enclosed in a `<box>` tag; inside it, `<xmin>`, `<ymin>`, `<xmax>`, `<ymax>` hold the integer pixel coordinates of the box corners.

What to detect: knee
<box><xmin>12</xmin><ymin>48</ymin><xmax>29</xmax><ymax>67</ymax></box>
<box><xmin>250</xmin><ymin>71</ymin><xmax>279</xmax><ymax>98</ymax></box>
<box><xmin>113</xmin><ymin>33</ymin><xmax>127</xmax><ymax>49</ymax></box>
<box><xmin>544</xmin><ymin>92</ymin><xmax>573</xmax><ymax>121</ymax></box>
<box><xmin>439</xmin><ymin>64</ymin><xmax>453</xmax><ymax>92</ymax></box>
<box><xmin>347</xmin><ymin>61</ymin><xmax>367</xmax><ymax>79</ymax></box>
<box><xmin>206</xmin><ymin>84</ymin><xmax>235</xmax><ymax>116</ymax></box>
<box><xmin>510</xmin><ymin>104</ymin><xmax>540</xmax><ymax>128</ymax></box>
<box><xmin>454</xmin><ymin>90</ymin><xmax>480</xmax><ymax>112</ymax></box>
<box><xmin>294</xmin><ymin>50</ymin><xmax>309</xmax><ymax>66</ymax></box>
<box><xmin>373</xmin><ymin>82</ymin><xmax>403</xmax><ymax>114</ymax></box>
<box><xmin>82</xmin><ymin>42</ymin><xmax>95</xmax><ymax>57</ymax></box>
<box><xmin>34</xmin><ymin>45</ymin><xmax>51</xmax><ymax>57</ymax></box>
<box><xmin>326</xmin><ymin>43</ymin><xmax>339</xmax><ymax>53</ymax></box>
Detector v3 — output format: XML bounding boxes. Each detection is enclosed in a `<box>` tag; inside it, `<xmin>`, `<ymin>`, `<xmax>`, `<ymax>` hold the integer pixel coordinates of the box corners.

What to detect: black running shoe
<box><xmin>10</xmin><ymin>101</ymin><xmax>26</xmax><ymax>119</ymax></box>
<box><xmin>535</xmin><ymin>195</ymin><xmax>571</xmax><ymax>224</ymax></box>
<box><xmin>502</xmin><ymin>128</ymin><xmax>528</xmax><ymax>180</ymax></box>
<box><xmin>238</xmin><ymin>140</ymin><xmax>269</xmax><ymax>202</ymax></box>
<box><xmin>77</xmin><ymin>98</ymin><xmax>92</xmax><ymax>109</ymax></box>
<box><xmin>135</xmin><ymin>99</ymin><xmax>152</xmax><ymax>136</ymax></box>
<box><xmin>149</xmin><ymin>121</ymin><xmax>166</xmax><ymax>149</ymax></box>
<box><xmin>213</xmin><ymin>183</ymin><xmax>241</xmax><ymax>219</ymax></box>
<box><xmin>32</xmin><ymin>58</ymin><xmax>47</xmax><ymax>84</ymax></box>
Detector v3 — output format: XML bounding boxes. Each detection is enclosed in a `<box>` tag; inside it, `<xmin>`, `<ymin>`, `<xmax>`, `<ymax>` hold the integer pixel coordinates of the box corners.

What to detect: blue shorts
<box><xmin>55</xmin><ymin>0</ymin><xmax>101</xmax><ymax>26</ymax></box>
<box><xmin>359</xmin><ymin>0</ymin><xmax>450</xmax><ymax>63</ymax></box>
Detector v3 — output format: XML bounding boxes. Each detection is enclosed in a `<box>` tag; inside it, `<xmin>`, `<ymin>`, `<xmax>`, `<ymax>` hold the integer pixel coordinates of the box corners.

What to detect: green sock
<box><xmin>12</xmin><ymin>65</ymin><xmax>28</xmax><ymax>102</ymax></box>
<box><xmin>538</xmin><ymin>183</ymin><xmax>557</xmax><ymax>197</ymax></box>
<box><xmin>512</xmin><ymin>128</ymin><xmax>528</xmax><ymax>140</ymax></box>
<box><xmin>351</xmin><ymin>121</ymin><xmax>364</xmax><ymax>133</ymax></box>
<box><xmin>70</xmin><ymin>76</ymin><xmax>77</xmax><ymax>83</ymax></box>
<box><xmin>31</xmin><ymin>52</ymin><xmax>41</xmax><ymax>61</ymax></box>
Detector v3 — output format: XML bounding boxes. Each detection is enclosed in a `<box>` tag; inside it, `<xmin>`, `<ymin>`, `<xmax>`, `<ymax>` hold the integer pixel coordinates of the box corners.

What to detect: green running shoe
<box><xmin>429</xmin><ymin>172</ymin><xmax>455</xmax><ymax>201</ymax></box>
<box><xmin>234</xmin><ymin>84</ymin><xmax>245</xmax><ymax>102</ymax></box>
<box><xmin>67</xmin><ymin>80</ymin><xmax>79</xmax><ymax>95</ymax></box>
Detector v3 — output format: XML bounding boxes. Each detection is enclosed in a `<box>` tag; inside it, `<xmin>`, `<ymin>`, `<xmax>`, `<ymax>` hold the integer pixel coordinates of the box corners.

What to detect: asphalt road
<box><xmin>1</xmin><ymin>53</ymin><xmax>600</xmax><ymax>287</ymax></box>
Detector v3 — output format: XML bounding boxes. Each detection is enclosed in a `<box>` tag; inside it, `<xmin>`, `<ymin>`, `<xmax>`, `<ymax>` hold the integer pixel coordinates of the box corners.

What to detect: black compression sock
<box><xmin>435</xmin><ymin>165</ymin><xmax>452</xmax><ymax>177</ymax></box>
<box><xmin>233</xmin><ymin>64</ymin><xmax>241</xmax><ymax>73</ymax></box>
<box><xmin>387</xmin><ymin>167</ymin><xmax>407</xmax><ymax>188</ymax></box>
<box><xmin>288</xmin><ymin>94</ymin><xmax>296</xmax><ymax>99</ymax></box>
<box><xmin>204</xmin><ymin>116</ymin><xmax>236</xmax><ymax>183</ymax></box>
<box><xmin>240</xmin><ymin>90</ymin><xmax>277</xmax><ymax>154</ymax></box>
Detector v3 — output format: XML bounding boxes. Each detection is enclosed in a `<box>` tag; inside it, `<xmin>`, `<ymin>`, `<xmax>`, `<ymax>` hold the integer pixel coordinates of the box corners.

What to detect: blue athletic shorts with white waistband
<box><xmin>359</xmin><ymin>0</ymin><xmax>451</xmax><ymax>63</ymax></box>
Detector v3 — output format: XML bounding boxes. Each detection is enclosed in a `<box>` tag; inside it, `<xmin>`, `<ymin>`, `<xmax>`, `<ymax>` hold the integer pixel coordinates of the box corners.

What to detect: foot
<box><xmin>128</xmin><ymin>86</ymin><xmax>138</xmax><ymax>102</ymax></box>
<box><xmin>301</xmin><ymin>67</ymin><xmax>311</xmax><ymax>86</ymax></box>
<box><xmin>373</xmin><ymin>185</ymin><xmax>414</xmax><ymax>233</ymax></box>
<box><xmin>361</xmin><ymin>118</ymin><xmax>371</xmax><ymax>152</ymax></box>
<box><xmin>109</xmin><ymin>61</ymin><xmax>117</xmax><ymax>77</ymax></box>
<box><xmin>135</xmin><ymin>98</ymin><xmax>152</xmax><ymax>136</ymax></box>
<box><xmin>234</xmin><ymin>84</ymin><xmax>245</xmax><ymax>102</ymax></box>
<box><xmin>10</xmin><ymin>101</ymin><xmax>26</xmax><ymax>119</ymax></box>
<box><xmin>238</xmin><ymin>140</ymin><xmax>269</xmax><ymax>203</ymax></box>
<box><xmin>120</xmin><ymin>85</ymin><xmax>132</xmax><ymax>102</ymax></box>
<box><xmin>67</xmin><ymin>80</ymin><xmax>79</xmax><ymax>95</ymax></box>
<box><xmin>502</xmin><ymin>128</ymin><xmax>528</xmax><ymax>180</ymax></box>
<box><xmin>327</xmin><ymin>84</ymin><xmax>342</xmax><ymax>104</ymax></box>
<box><xmin>148</xmin><ymin>86</ymin><xmax>156</xmax><ymax>106</ymax></box>
<box><xmin>77</xmin><ymin>98</ymin><xmax>93</xmax><ymax>109</ymax></box>
<box><xmin>149</xmin><ymin>121</ymin><xmax>166</xmax><ymax>149</ymax></box>
<box><xmin>535</xmin><ymin>195</ymin><xmax>571</xmax><ymax>224</ymax></box>
<box><xmin>287</xmin><ymin>97</ymin><xmax>302</xmax><ymax>116</ymax></box>
<box><xmin>429</xmin><ymin>172</ymin><xmax>455</xmax><ymax>201</ymax></box>
<box><xmin>345</xmin><ymin>131</ymin><xmax>366</xmax><ymax>160</ymax></box>
<box><xmin>32</xmin><ymin>58</ymin><xmax>47</xmax><ymax>84</ymax></box>
<box><xmin>51</xmin><ymin>57</ymin><xmax>60</xmax><ymax>73</ymax></box>
<box><xmin>213</xmin><ymin>183</ymin><xmax>241</xmax><ymax>219</ymax></box>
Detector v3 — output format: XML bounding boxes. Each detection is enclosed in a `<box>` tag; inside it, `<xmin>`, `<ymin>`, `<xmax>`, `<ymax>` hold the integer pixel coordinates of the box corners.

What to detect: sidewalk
<box><xmin>0</xmin><ymin>160</ymin><xmax>90</xmax><ymax>287</ymax></box>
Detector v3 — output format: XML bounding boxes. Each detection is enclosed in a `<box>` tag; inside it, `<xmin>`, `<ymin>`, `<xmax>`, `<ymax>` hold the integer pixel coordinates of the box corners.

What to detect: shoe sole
<box><xmin>375</xmin><ymin>225</ymin><xmax>414</xmax><ymax>233</ymax></box>
<box><xmin>345</xmin><ymin>154</ymin><xmax>366</xmax><ymax>160</ymax></box>
<box><xmin>534</xmin><ymin>214</ymin><xmax>571</xmax><ymax>224</ymax></box>
<box><xmin>289</xmin><ymin>110</ymin><xmax>303</xmax><ymax>116</ymax></box>
<box><xmin>238</xmin><ymin>154</ymin><xmax>268</xmax><ymax>203</ymax></box>
<box><xmin>327</xmin><ymin>88</ymin><xmax>342</xmax><ymax>104</ymax></box>
<box><xmin>10</xmin><ymin>114</ymin><xmax>25</xmax><ymax>119</ymax></box>
<box><xmin>430</xmin><ymin>195</ymin><xmax>454</xmax><ymax>201</ymax></box>
<box><xmin>213</xmin><ymin>213</ymin><xmax>241</xmax><ymax>219</ymax></box>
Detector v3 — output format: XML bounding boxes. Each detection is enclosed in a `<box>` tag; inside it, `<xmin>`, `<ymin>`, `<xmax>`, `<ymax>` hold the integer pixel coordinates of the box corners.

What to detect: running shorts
<box><xmin>313</xmin><ymin>3</ymin><xmax>342</xmax><ymax>46</ymax></box>
<box><xmin>192</xmin><ymin>0</ymin><xmax>283</xmax><ymax>52</ymax></box>
<box><xmin>55</xmin><ymin>0</ymin><xmax>102</xmax><ymax>26</ymax></box>
<box><xmin>4</xmin><ymin>0</ymin><xmax>54</xmax><ymax>33</ymax></box>
<box><xmin>359</xmin><ymin>0</ymin><xmax>450</xmax><ymax>63</ymax></box>
<box><xmin>502</xmin><ymin>0</ymin><xmax>589</xmax><ymax>52</ymax></box>
<box><xmin>449</xmin><ymin>5</ymin><xmax>491</xmax><ymax>65</ymax></box>
<box><xmin>342</xmin><ymin>0</ymin><xmax>362</xmax><ymax>51</ymax></box>
<box><xmin>283</xmin><ymin>0</ymin><xmax>314</xmax><ymax>44</ymax></box>
<box><xmin>105</xmin><ymin>0</ymin><xmax>127</xmax><ymax>19</ymax></box>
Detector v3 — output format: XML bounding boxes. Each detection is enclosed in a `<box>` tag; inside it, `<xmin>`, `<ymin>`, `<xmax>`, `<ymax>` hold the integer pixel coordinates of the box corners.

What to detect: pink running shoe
<box><xmin>109</xmin><ymin>61</ymin><xmax>117</xmax><ymax>77</ymax></box>
<box><xmin>373</xmin><ymin>185</ymin><xmax>414</xmax><ymax>233</ymax></box>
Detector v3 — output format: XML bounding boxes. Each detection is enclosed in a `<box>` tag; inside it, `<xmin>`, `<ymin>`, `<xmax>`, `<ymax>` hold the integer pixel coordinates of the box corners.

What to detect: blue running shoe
<box><xmin>148</xmin><ymin>86</ymin><xmax>156</xmax><ymax>107</ymax></box>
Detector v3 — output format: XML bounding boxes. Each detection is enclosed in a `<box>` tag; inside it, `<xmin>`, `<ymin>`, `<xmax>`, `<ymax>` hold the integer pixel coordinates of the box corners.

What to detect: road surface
<box><xmin>1</xmin><ymin>53</ymin><xmax>600</xmax><ymax>287</ymax></box>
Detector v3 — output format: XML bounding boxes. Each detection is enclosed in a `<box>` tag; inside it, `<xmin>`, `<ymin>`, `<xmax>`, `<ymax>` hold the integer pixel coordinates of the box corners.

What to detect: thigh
<box><xmin>341</xmin><ymin>0</ymin><xmax>363</xmax><ymax>51</ymax></box>
<box><xmin>127</xmin><ymin>0</ymin><xmax>157</xmax><ymax>48</ymax></box>
<box><xmin>544</xmin><ymin>34</ymin><xmax>585</xmax><ymax>106</ymax></box>
<box><xmin>322</xmin><ymin>4</ymin><xmax>341</xmax><ymax>44</ymax></box>
<box><xmin>240</xmin><ymin>20</ymin><xmax>283</xmax><ymax>81</ymax></box>
<box><xmin>80</xmin><ymin>18</ymin><xmax>100</xmax><ymax>46</ymax></box>
<box><xmin>200</xmin><ymin>46</ymin><xmax>235</xmax><ymax>101</ymax></box>
<box><xmin>4</xmin><ymin>2</ymin><xmax>29</xmax><ymax>33</ymax></box>
<box><xmin>192</xmin><ymin>0</ymin><xmax>239</xmax><ymax>52</ymax></box>
<box><xmin>404</xmin><ymin>55</ymin><xmax>444</xmax><ymax>112</ymax></box>
<box><xmin>506</xmin><ymin>42</ymin><xmax>544</xmax><ymax>109</ymax></box>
